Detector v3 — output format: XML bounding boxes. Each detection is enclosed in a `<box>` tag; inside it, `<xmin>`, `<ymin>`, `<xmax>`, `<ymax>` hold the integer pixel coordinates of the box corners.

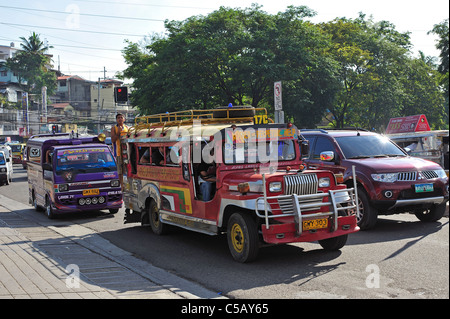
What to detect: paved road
<box><xmin>1</xmin><ymin>166</ymin><xmax>448</xmax><ymax>299</ymax></box>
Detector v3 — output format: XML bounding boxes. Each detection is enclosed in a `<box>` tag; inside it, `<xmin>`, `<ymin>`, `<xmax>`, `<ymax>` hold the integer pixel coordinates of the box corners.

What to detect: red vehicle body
<box><xmin>301</xmin><ymin>129</ymin><xmax>449</xmax><ymax>230</ymax></box>
<box><xmin>121</xmin><ymin>108</ymin><xmax>359</xmax><ymax>262</ymax></box>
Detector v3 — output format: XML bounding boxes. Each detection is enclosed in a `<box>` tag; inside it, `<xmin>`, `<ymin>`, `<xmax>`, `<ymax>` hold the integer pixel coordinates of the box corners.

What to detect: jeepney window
<box><xmin>0</xmin><ymin>154</ymin><xmax>5</xmax><ymax>165</ymax></box>
<box><xmin>139</xmin><ymin>146</ymin><xmax>180</xmax><ymax>166</ymax></box>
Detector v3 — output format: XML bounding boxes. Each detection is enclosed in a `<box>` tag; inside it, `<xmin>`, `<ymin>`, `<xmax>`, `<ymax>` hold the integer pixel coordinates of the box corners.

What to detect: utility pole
<box><xmin>98</xmin><ymin>78</ymin><xmax>101</xmax><ymax>134</ymax></box>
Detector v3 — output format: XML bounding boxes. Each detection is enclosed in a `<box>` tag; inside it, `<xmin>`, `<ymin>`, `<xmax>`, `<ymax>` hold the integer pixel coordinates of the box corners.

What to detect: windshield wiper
<box><xmin>348</xmin><ymin>155</ymin><xmax>372</xmax><ymax>159</ymax></box>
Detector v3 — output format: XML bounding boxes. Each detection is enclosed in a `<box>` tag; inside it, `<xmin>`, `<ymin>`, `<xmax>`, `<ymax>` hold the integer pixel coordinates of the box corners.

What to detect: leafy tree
<box><xmin>5</xmin><ymin>32</ymin><xmax>56</xmax><ymax>97</ymax></box>
<box><xmin>121</xmin><ymin>5</ymin><xmax>337</xmax><ymax>127</ymax></box>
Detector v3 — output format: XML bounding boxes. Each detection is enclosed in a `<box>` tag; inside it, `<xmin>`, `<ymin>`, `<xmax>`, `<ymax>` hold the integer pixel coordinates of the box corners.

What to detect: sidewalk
<box><xmin>0</xmin><ymin>195</ymin><xmax>222</xmax><ymax>299</ymax></box>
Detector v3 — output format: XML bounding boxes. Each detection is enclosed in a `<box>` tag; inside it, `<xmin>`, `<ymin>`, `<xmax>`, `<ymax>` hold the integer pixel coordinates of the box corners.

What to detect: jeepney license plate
<box><xmin>83</xmin><ymin>189</ymin><xmax>100</xmax><ymax>196</ymax></box>
<box><xmin>414</xmin><ymin>183</ymin><xmax>434</xmax><ymax>193</ymax></box>
<box><xmin>303</xmin><ymin>218</ymin><xmax>328</xmax><ymax>231</ymax></box>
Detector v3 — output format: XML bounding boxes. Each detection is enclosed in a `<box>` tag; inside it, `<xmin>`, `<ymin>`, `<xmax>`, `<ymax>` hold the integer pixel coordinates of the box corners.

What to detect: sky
<box><xmin>1</xmin><ymin>0</ymin><xmax>448</xmax><ymax>82</ymax></box>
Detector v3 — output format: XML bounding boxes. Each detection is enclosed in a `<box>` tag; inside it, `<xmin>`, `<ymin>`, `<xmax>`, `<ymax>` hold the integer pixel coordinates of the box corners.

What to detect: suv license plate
<box><xmin>83</xmin><ymin>189</ymin><xmax>100</xmax><ymax>196</ymax></box>
<box><xmin>303</xmin><ymin>218</ymin><xmax>328</xmax><ymax>231</ymax></box>
<box><xmin>415</xmin><ymin>183</ymin><xmax>434</xmax><ymax>193</ymax></box>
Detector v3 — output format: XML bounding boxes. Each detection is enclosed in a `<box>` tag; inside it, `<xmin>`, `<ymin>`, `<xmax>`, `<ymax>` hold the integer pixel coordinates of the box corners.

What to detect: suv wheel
<box><xmin>357</xmin><ymin>187</ymin><xmax>378</xmax><ymax>230</ymax></box>
<box><xmin>414</xmin><ymin>202</ymin><xmax>447</xmax><ymax>222</ymax></box>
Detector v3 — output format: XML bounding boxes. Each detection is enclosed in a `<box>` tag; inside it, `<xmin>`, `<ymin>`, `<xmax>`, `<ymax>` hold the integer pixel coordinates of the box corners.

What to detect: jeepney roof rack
<box><xmin>129</xmin><ymin>106</ymin><xmax>272</xmax><ymax>137</ymax></box>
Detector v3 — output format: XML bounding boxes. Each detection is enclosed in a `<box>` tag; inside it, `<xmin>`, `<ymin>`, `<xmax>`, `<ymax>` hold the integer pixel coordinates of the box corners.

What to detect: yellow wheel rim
<box><xmin>231</xmin><ymin>223</ymin><xmax>244</xmax><ymax>253</ymax></box>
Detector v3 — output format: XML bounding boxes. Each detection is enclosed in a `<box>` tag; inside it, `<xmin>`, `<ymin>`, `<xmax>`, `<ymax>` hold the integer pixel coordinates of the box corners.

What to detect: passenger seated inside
<box><xmin>197</xmin><ymin>158</ymin><xmax>216</xmax><ymax>202</ymax></box>
<box><xmin>140</xmin><ymin>146</ymin><xmax>165</xmax><ymax>165</ymax></box>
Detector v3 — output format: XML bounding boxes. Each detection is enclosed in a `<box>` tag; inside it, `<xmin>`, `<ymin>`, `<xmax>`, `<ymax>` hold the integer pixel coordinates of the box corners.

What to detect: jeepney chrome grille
<box><xmin>421</xmin><ymin>170</ymin><xmax>438</xmax><ymax>180</ymax></box>
<box><xmin>284</xmin><ymin>174</ymin><xmax>318</xmax><ymax>195</ymax></box>
<box><xmin>397</xmin><ymin>172</ymin><xmax>417</xmax><ymax>181</ymax></box>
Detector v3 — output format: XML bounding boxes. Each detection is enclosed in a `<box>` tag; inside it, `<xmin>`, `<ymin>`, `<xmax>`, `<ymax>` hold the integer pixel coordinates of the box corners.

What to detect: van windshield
<box><xmin>0</xmin><ymin>154</ymin><xmax>5</xmax><ymax>165</ymax></box>
<box><xmin>335</xmin><ymin>135</ymin><xmax>406</xmax><ymax>159</ymax></box>
<box><xmin>55</xmin><ymin>147</ymin><xmax>116</xmax><ymax>175</ymax></box>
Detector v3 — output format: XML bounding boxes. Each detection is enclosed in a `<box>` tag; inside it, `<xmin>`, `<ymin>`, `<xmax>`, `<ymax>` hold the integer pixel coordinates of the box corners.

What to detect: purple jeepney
<box><xmin>26</xmin><ymin>133</ymin><xmax>122</xmax><ymax>219</ymax></box>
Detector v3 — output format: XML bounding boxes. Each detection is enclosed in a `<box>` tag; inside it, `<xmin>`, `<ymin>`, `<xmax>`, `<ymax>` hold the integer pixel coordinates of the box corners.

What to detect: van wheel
<box><xmin>357</xmin><ymin>187</ymin><xmax>378</xmax><ymax>230</ymax></box>
<box><xmin>148</xmin><ymin>200</ymin><xmax>167</xmax><ymax>235</ymax></box>
<box><xmin>227</xmin><ymin>212</ymin><xmax>259</xmax><ymax>263</ymax></box>
<box><xmin>414</xmin><ymin>202</ymin><xmax>446</xmax><ymax>222</ymax></box>
<box><xmin>45</xmin><ymin>196</ymin><xmax>55</xmax><ymax>219</ymax></box>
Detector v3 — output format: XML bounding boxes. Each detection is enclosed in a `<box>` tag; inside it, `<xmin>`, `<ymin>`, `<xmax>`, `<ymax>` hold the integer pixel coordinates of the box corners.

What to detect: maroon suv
<box><xmin>301</xmin><ymin>129</ymin><xmax>449</xmax><ymax>230</ymax></box>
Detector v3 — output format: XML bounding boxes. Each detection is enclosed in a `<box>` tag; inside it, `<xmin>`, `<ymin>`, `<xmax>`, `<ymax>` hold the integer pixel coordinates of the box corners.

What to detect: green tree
<box><xmin>121</xmin><ymin>5</ymin><xmax>337</xmax><ymax>127</ymax></box>
<box><xmin>429</xmin><ymin>19</ymin><xmax>449</xmax><ymax>128</ymax></box>
<box><xmin>5</xmin><ymin>32</ymin><xmax>56</xmax><ymax>97</ymax></box>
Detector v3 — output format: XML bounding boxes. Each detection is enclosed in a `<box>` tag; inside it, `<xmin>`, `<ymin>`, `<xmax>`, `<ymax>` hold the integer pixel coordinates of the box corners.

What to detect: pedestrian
<box><xmin>111</xmin><ymin>113</ymin><xmax>129</xmax><ymax>185</ymax></box>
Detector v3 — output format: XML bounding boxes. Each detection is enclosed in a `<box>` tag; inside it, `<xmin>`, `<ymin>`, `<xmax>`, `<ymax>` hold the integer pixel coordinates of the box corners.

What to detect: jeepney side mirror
<box><xmin>43</xmin><ymin>163</ymin><xmax>52</xmax><ymax>171</ymax></box>
<box><xmin>300</xmin><ymin>139</ymin><xmax>309</xmax><ymax>158</ymax></box>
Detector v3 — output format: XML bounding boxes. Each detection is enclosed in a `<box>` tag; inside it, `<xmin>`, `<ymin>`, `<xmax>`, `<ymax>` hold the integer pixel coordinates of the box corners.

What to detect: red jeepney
<box><xmin>120</xmin><ymin>107</ymin><xmax>359</xmax><ymax>262</ymax></box>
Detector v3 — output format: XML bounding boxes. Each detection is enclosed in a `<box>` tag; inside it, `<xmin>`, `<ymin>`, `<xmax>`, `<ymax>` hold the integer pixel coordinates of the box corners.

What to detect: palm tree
<box><xmin>20</xmin><ymin>32</ymin><xmax>52</xmax><ymax>55</ymax></box>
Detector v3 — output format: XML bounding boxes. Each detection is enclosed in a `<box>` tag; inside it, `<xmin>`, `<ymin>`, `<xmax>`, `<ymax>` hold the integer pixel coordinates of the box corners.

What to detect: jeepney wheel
<box><xmin>108</xmin><ymin>208</ymin><xmax>119</xmax><ymax>214</ymax></box>
<box><xmin>319</xmin><ymin>234</ymin><xmax>348</xmax><ymax>251</ymax></box>
<box><xmin>227</xmin><ymin>212</ymin><xmax>259</xmax><ymax>263</ymax></box>
<box><xmin>45</xmin><ymin>196</ymin><xmax>55</xmax><ymax>219</ymax></box>
<box><xmin>148</xmin><ymin>200</ymin><xmax>167</xmax><ymax>235</ymax></box>
<box><xmin>32</xmin><ymin>191</ymin><xmax>42</xmax><ymax>212</ymax></box>
<box><xmin>414</xmin><ymin>202</ymin><xmax>446</xmax><ymax>222</ymax></box>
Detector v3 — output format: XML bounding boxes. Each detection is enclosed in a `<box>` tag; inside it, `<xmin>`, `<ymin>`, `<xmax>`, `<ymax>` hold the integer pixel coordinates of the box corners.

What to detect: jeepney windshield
<box><xmin>55</xmin><ymin>147</ymin><xmax>116</xmax><ymax>175</ymax></box>
<box><xmin>224</xmin><ymin>139</ymin><xmax>296</xmax><ymax>164</ymax></box>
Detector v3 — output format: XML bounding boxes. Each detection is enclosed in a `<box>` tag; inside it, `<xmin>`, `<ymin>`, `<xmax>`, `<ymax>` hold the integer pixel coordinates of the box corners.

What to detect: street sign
<box><xmin>274</xmin><ymin>81</ymin><xmax>282</xmax><ymax>111</ymax></box>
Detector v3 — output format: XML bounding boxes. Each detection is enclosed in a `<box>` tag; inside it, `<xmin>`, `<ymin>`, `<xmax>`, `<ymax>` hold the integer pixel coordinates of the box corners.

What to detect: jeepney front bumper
<box><xmin>255</xmin><ymin>188</ymin><xmax>360</xmax><ymax>244</ymax></box>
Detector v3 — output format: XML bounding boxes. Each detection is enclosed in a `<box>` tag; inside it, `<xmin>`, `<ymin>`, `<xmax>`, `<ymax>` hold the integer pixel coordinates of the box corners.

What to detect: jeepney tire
<box><xmin>148</xmin><ymin>200</ymin><xmax>167</xmax><ymax>235</ymax></box>
<box><xmin>45</xmin><ymin>196</ymin><xmax>55</xmax><ymax>219</ymax></box>
<box><xmin>414</xmin><ymin>202</ymin><xmax>447</xmax><ymax>222</ymax></box>
<box><xmin>227</xmin><ymin>212</ymin><xmax>259</xmax><ymax>263</ymax></box>
<box><xmin>108</xmin><ymin>208</ymin><xmax>119</xmax><ymax>215</ymax></box>
<box><xmin>357</xmin><ymin>187</ymin><xmax>378</xmax><ymax>230</ymax></box>
<box><xmin>319</xmin><ymin>234</ymin><xmax>348</xmax><ymax>251</ymax></box>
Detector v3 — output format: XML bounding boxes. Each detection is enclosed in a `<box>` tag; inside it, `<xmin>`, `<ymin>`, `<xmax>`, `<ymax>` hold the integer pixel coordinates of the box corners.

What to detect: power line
<box><xmin>0</xmin><ymin>5</ymin><xmax>166</xmax><ymax>22</ymax></box>
<box><xmin>0</xmin><ymin>22</ymin><xmax>147</xmax><ymax>37</ymax></box>
<box><xmin>72</xmin><ymin>0</ymin><xmax>214</xmax><ymax>10</ymax></box>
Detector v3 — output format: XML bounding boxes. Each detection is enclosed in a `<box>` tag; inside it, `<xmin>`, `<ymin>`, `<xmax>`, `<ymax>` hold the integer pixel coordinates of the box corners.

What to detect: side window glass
<box><xmin>312</xmin><ymin>137</ymin><xmax>335</xmax><ymax>161</ymax></box>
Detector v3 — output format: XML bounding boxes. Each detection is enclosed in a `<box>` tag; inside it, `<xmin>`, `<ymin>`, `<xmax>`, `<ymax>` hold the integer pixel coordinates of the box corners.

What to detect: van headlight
<box><xmin>110</xmin><ymin>179</ymin><xmax>120</xmax><ymax>187</ymax></box>
<box><xmin>371</xmin><ymin>173</ymin><xmax>397</xmax><ymax>183</ymax></box>
<box><xmin>318</xmin><ymin>177</ymin><xmax>330</xmax><ymax>187</ymax></box>
<box><xmin>269</xmin><ymin>182</ymin><xmax>282</xmax><ymax>193</ymax></box>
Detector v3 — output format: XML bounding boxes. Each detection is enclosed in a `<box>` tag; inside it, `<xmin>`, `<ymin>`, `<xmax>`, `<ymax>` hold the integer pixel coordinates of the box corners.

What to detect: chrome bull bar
<box><xmin>255</xmin><ymin>166</ymin><xmax>359</xmax><ymax>236</ymax></box>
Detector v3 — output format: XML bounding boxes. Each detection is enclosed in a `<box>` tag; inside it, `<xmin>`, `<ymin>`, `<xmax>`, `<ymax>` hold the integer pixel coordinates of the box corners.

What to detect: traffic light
<box><xmin>114</xmin><ymin>86</ymin><xmax>128</xmax><ymax>103</ymax></box>
<box><xmin>51</xmin><ymin>125</ymin><xmax>59</xmax><ymax>134</ymax></box>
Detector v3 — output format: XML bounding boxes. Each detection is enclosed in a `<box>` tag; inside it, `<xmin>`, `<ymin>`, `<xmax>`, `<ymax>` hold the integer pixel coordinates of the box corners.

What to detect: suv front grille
<box><xmin>397</xmin><ymin>172</ymin><xmax>417</xmax><ymax>181</ymax></box>
<box><xmin>421</xmin><ymin>170</ymin><xmax>439</xmax><ymax>179</ymax></box>
<box><xmin>284</xmin><ymin>174</ymin><xmax>318</xmax><ymax>195</ymax></box>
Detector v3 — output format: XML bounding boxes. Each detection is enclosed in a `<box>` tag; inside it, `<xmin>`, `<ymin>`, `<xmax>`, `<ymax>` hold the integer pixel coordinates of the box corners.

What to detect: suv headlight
<box><xmin>371</xmin><ymin>173</ymin><xmax>397</xmax><ymax>183</ymax></box>
<box><xmin>434</xmin><ymin>169</ymin><xmax>447</xmax><ymax>179</ymax></box>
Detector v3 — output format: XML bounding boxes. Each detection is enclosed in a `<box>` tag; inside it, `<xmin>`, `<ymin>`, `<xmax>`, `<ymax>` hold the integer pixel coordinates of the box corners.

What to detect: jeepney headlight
<box><xmin>59</xmin><ymin>184</ymin><xmax>69</xmax><ymax>192</ymax></box>
<box><xmin>269</xmin><ymin>182</ymin><xmax>282</xmax><ymax>193</ymax></box>
<box><xmin>318</xmin><ymin>177</ymin><xmax>330</xmax><ymax>188</ymax></box>
<box><xmin>111</xmin><ymin>179</ymin><xmax>120</xmax><ymax>187</ymax></box>
<box><xmin>0</xmin><ymin>168</ymin><xmax>6</xmax><ymax>173</ymax></box>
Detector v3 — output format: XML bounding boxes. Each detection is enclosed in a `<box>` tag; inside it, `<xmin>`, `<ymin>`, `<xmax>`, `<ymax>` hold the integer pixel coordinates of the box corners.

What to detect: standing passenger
<box><xmin>111</xmin><ymin>113</ymin><xmax>129</xmax><ymax>185</ymax></box>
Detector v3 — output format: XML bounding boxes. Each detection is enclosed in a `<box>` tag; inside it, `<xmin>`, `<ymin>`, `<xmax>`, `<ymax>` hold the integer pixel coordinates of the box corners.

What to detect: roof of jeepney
<box><xmin>125</xmin><ymin>107</ymin><xmax>272</xmax><ymax>142</ymax></box>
